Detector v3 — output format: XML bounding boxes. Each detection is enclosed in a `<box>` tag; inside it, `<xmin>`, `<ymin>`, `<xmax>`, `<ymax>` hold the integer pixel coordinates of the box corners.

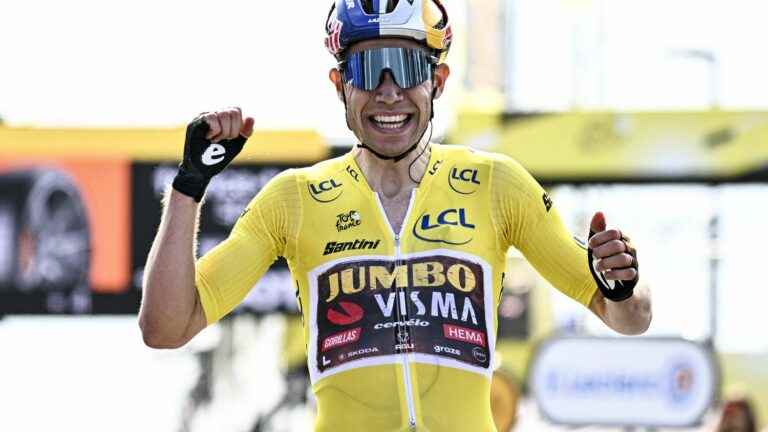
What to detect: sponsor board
<box><xmin>529</xmin><ymin>337</ymin><xmax>718</xmax><ymax>428</ymax></box>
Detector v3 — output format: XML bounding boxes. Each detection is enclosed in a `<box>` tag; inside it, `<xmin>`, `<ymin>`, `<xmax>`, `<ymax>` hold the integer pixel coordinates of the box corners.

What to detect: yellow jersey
<box><xmin>195</xmin><ymin>144</ymin><xmax>598</xmax><ymax>431</ymax></box>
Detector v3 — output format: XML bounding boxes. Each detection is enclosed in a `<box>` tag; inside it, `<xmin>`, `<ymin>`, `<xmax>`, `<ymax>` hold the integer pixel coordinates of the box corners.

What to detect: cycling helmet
<box><xmin>325</xmin><ymin>0</ymin><xmax>453</xmax><ymax>64</ymax></box>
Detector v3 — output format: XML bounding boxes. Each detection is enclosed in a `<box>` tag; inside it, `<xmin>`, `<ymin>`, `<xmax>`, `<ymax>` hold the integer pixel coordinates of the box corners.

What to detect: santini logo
<box><xmin>413</xmin><ymin>208</ymin><xmax>475</xmax><ymax>245</ymax></box>
<box><xmin>324</xmin><ymin>239</ymin><xmax>381</xmax><ymax>256</ymax></box>
<box><xmin>309</xmin><ymin>179</ymin><xmax>343</xmax><ymax>203</ymax></box>
<box><xmin>201</xmin><ymin>144</ymin><xmax>226</xmax><ymax>166</ymax></box>
<box><xmin>448</xmin><ymin>166</ymin><xmax>481</xmax><ymax>195</ymax></box>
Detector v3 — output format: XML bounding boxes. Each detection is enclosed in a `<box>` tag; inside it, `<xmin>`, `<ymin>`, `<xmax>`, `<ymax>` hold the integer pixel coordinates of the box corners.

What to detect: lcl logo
<box><xmin>413</xmin><ymin>208</ymin><xmax>475</xmax><ymax>245</ymax></box>
<box><xmin>309</xmin><ymin>179</ymin><xmax>343</xmax><ymax>203</ymax></box>
<box><xmin>448</xmin><ymin>166</ymin><xmax>481</xmax><ymax>195</ymax></box>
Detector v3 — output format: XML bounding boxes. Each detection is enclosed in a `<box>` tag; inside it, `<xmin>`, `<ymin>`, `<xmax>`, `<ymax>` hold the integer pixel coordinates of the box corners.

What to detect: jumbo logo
<box><xmin>448</xmin><ymin>166</ymin><xmax>481</xmax><ymax>195</ymax></box>
<box><xmin>309</xmin><ymin>179</ymin><xmax>343</xmax><ymax>203</ymax></box>
<box><xmin>324</xmin><ymin>258</ymin><xmax>479</xmax><ymax>303</ymax></box>
<box><xmin>413</xmin><ymin>208</ymin><xmax>475</xmax><ymax>245</ymax></box>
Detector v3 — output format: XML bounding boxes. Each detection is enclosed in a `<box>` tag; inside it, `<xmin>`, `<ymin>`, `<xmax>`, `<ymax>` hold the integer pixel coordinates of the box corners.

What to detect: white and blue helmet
<box><xmin>325</xmin><ymin>0</ymin><xmax>453</xmax><ymax>64</ymax></box>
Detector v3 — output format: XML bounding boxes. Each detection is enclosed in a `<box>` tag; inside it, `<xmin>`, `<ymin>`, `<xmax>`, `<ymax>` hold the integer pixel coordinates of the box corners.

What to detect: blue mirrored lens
<box><xmin>342</xmin><ymin>47</ymin><xmax>434</xmax><ymax>91</ymax></box>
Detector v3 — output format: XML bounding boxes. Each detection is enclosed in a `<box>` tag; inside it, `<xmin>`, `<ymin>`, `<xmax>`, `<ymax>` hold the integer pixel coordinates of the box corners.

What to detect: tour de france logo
<box><xmin>336</xmin><ymin>210</ymin><xmax>361</xmax><ymax>232</ymax></box>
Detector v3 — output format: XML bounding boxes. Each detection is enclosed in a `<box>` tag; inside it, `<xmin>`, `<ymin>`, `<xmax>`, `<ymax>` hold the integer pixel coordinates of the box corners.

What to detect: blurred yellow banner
<box><xmin>0</xmin><ymin>127</ymin><xmax>328</xmax><ymax>163</ymax></box>
<box><xmin>451</xmin><ymin>111</ymin><xmax>768</xmax><ymax>180</ymax></box>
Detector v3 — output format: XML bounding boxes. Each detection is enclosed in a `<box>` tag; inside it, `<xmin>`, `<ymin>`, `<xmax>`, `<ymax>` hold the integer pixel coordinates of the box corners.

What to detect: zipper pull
<box><xmin>394</xmin><ymin>234</ymin><xmax>400</xmax><ymax>247</ymax></box>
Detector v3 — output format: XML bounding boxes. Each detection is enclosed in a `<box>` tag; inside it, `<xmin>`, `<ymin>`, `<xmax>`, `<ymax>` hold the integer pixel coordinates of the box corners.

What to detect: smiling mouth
<box><xmin>369</xmin><ymin>114</ymin><xmax>414</xmax><ymax>131</ymax></box>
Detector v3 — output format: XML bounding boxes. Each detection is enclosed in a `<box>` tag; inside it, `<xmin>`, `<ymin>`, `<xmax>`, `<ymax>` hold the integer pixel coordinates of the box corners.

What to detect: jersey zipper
<box><xmin>395</xmin><ymin>232</ymin><xmax>417</xmax><ymax>430</ymax></box>
<box><xmin>374</xmin><ymin>192</ymin><xmax>418</xmax><ymax>430</ymax></box>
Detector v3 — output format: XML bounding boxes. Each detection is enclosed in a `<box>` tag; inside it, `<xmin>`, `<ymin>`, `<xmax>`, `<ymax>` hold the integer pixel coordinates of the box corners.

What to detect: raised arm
<box><xmin>139</xmin><ymin>108</ymin><xmax>254</xmax><ymax>348</ymax></box>
<box><xmin>139</xmin><ymin>190</ymin><xmax>207</xmax><ymax>348</ymax></box>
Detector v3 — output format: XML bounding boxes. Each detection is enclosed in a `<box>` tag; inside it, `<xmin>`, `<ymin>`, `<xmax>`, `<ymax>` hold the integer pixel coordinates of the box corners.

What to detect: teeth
<box><xmin>379</xmin><ymin>122</ymin><xmax>404</xmax><ymax>129</ymax></box>
<box><xmin>372</xmin><ymin>114</ymin><xmax>410</xmax><ymax>130</ymax></box>
<box><xmin>373</xmin><ymin>114</ymin><xmax>408</xmax><ymax>123</ymax></box>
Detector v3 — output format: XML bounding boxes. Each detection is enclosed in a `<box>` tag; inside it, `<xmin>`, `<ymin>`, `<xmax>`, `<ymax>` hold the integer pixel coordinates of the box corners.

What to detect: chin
<box><xmin>361</xmin><ymin>136</ymin><xmax>416</xmax><ymax>157</ymax></box>
<box><xmin>360</xmin><ymin>128</ymin><xmax>428</xmax><ymax>158</ymax></box>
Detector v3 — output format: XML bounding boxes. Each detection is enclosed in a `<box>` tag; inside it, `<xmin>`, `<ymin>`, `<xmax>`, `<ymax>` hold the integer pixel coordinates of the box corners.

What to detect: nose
<box><xmin>374</xmin><ymin>70</ymin><xmax>403</xmax><ymax>104</ymax></box>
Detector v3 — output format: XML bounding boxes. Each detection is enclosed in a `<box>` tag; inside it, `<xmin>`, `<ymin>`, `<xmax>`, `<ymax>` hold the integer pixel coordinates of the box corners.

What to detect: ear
<box><xmin>329</xmin><ymin>68</ymin><xmax>345</xmax><ymax>103</ymax></box>
<box><xmin>432</xmin><ymin>64</ymin><xmax>450</xmax><ymax>99</ymax></box>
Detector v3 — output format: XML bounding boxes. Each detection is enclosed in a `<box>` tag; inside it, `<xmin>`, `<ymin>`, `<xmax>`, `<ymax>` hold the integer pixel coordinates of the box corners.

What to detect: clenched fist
<box><xmin>172</xmin><ymin>108</ymin><xmax>255</xmax><ymax>202</ymax></box>
<box><xmin>587</xmin><ymin>211</ymin><xmax>639</xmax><ymax>302</ymax></box>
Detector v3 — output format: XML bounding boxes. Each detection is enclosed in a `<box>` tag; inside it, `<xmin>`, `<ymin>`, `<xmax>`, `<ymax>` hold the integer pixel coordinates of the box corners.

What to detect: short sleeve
<box><xmin>195</xmin><ymin>170</ymin><xmax>301</xmax><ymax>324</ymax></box>
<box><xmin>490</xmin><ymin>155</ymin><xmax>597</xmax><ymax>307</ymax></box>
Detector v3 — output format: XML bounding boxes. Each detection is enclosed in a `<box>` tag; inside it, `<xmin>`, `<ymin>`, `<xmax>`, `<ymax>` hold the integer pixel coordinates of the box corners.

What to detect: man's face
<box><xmin>330</xmin><ymin>38</ymin><xmax>449</xmax><ymax>157</ymax></box>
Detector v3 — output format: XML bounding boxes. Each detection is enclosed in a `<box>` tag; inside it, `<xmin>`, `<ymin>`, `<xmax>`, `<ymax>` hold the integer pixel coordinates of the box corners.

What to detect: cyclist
<box><xmin>139</xmin><ymin>1</ymin><xmax>652</xmax><ymax>430</ymax></box>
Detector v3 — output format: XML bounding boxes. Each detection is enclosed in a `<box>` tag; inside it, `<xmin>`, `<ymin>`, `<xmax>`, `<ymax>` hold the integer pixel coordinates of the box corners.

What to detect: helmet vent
<box><xmin>361</xmin><ymin>0</ymin><xmax>399</xmax><ymax>14</ymax></box>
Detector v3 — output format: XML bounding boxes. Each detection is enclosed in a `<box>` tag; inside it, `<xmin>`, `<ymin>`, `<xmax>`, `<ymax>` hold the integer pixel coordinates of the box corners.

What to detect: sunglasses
<box><xmin>340</xmin><ymin>47</ymin><xmax>436</xmax><ymax>91</ymax></box>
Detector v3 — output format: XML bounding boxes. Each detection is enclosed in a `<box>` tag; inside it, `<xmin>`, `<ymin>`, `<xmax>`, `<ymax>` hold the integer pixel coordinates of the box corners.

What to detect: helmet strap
<box><xmin>357</xmin><ymin>141</ymin><xmax>420</xmax><ymax>163</ymax></box>
<box><xmin>341</xmin><ymin>84</ymin><xmax>353</xmax><ymax>131</ymax></box>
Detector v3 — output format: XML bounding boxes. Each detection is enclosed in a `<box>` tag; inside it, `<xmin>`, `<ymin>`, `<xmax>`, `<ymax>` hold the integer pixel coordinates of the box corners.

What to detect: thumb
<box><xmin>240</xmin><ymin>117</ymin><xmax>255</xmax><ymax>138</ymax></box>
<box><xmin>590</xmin><ymin>211</ymin><xmax>607</xmax><ymax>236</ymax></box>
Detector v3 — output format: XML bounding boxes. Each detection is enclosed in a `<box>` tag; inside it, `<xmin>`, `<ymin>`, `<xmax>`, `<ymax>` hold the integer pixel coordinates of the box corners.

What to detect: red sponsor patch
<box><xmin>326</xmin><ymin>301</ymin><xmax>364</xmax><ymax>325</ymax></box>
<box><xmin>321</xmin><ymin>327</ymin><xmax>361</xmax><ymax>352</ymax></box>
<box><xmin>443</xmin><ymin>324</ymin><xmax>486</xmax><ymax>347</ymax></box>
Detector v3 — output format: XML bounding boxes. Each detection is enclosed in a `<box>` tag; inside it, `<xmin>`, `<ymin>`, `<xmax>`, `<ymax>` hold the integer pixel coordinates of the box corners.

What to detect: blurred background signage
<box><xmin>529</xmin><ymin>337</ymin><xmax>718</xmax><ymax>427</ymax></box>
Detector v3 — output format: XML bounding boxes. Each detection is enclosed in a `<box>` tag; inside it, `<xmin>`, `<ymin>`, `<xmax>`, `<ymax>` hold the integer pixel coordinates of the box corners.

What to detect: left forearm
<box><xmin>603</xmin><ymin>285</ymin><xmax>652</xmax><ymax>335</ymax></box>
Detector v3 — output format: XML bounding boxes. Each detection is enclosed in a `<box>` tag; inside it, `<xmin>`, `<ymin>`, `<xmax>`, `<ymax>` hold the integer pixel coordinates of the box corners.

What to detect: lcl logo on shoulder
<box><xmin>412</xmin><ymin>208</ymin><xmax>475</xmax><ymax>245</ymax></box>
<box><xmin>448</xmin><ymin>166</ymin><xmax>481</xmax><ymax>195</ymax></box>
<box><xmin>309</xmin><ymin>179</ymin><xmax>343</xmax><ymax>203</ymax></box>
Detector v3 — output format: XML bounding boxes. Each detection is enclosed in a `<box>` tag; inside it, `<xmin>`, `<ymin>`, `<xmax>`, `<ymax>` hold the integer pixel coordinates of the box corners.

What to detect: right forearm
<box><xmin>139</xmin><ymin>108</ymin><xmax>252</xmax><ymax>347</ymax></box>
<box><xmin>139</xmin><ymin>187</ymin><xmax>202</xmax><ymax>345</ymax></box>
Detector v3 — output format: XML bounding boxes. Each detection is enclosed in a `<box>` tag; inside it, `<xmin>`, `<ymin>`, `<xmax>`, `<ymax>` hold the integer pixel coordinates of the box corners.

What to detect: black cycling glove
<box><xmin>587</xmin><ymin>230</ymin><xmax>639</xmax><ymax>302</ymax></box>
<box><xmin>172</xmin><ymin>118</ymin><xmax>248</xmax><ymax>202</ymax></box>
